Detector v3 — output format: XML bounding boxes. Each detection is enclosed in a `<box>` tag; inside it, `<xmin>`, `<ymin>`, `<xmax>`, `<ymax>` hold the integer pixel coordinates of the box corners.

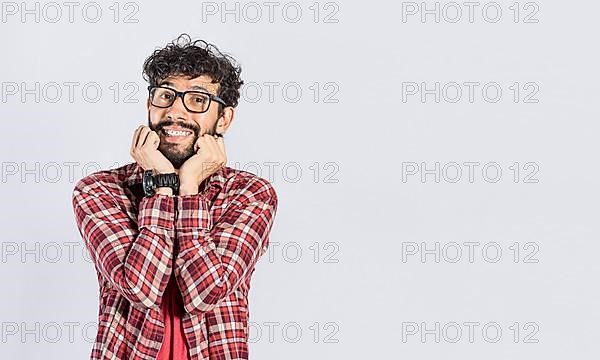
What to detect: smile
<box><xmin>163</xmin><ymin>129</ymin><xmax>193</xmax><ymax>136</ymax></box>
<box><xmin>160</xmin><ymin>127</ymin><xmax>194</xmax><ymax>143</ymax></box>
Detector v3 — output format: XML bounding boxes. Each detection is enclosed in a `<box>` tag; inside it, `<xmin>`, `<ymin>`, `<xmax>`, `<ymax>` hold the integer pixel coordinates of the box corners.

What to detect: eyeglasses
<box><xmin>147</xmin><ymin>85</ymin><xmax>227</xmax><ymax>113</ymax></box>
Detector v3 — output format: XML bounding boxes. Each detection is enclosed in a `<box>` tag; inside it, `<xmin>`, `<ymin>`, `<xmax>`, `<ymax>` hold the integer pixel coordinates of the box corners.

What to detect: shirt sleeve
<box><xmin>72</xmin><ymin>178</ymin><xmax>175</xmax><ymax>310</ymax></box>
<box><xmin>173</xmin><ymin>179</ymin><xmax>278</xmax><ymax>314</ymax></box>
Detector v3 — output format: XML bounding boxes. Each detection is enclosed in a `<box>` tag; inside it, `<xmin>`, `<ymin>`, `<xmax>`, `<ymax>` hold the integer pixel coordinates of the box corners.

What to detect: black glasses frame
<box><xmin>147</xmin><ymin>85</ymin><xmax>227</xmax><ymax>113</ymax></box>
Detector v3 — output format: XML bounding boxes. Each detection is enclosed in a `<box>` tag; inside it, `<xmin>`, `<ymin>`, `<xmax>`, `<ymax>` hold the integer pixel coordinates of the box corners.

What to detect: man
<box><xmin>72</xmin><ymin>34</ymin><xmax>278</xmax><ymax>360</ymax></box>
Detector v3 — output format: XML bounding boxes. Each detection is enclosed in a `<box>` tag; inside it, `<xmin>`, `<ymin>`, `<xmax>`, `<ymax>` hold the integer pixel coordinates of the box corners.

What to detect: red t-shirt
<box><xmin>157</xmin><ymin>273</ymin><xmax>191</xmax><ymax>360</ymax></box>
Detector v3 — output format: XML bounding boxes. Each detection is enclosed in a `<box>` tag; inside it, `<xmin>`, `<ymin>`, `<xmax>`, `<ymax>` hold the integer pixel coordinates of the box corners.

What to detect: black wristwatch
<box><xmin>142</xmin><ymin>170</ymin><xmax>180</xmax><ymax>197</ymax></box>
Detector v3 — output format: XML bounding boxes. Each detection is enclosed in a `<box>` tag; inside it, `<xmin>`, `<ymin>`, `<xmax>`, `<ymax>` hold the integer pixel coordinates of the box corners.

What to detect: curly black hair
<box><xmin>142</xmin><ymin>34</ymin><xmax>243</xmax><ymax>110</ymax></box>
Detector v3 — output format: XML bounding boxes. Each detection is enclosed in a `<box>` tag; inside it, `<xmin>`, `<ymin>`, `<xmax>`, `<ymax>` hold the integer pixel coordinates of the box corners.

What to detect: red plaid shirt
<box><xmin>72</xmin><ymin>162</ymin><xmax>278</xmax><ymax>359</ymax></box>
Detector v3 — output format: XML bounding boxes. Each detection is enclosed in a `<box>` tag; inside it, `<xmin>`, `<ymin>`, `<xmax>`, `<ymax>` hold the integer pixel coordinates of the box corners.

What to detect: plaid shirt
<box><xmin>72</xmin><ymin>162</ymin><xmax>278</xmax><ymax>359</ymax></box>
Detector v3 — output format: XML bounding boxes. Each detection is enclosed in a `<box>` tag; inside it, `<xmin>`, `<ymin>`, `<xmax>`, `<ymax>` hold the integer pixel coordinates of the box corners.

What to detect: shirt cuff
<box><xmin>175</xmin><ymin>193</ymin><xmax>212</xmax><ymax>230</ymax></box>
<box><xmin>137</xmin><ymin>194</ymin><xmax>175</xmax><ymax>230</ymax></box>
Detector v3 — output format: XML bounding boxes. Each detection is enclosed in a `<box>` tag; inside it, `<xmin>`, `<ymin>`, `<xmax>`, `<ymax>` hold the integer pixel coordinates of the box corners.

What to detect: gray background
<box><xmin>1</xmin><ymin>0</ymin><xmax>599</xmax><ymax>359</ymax></box>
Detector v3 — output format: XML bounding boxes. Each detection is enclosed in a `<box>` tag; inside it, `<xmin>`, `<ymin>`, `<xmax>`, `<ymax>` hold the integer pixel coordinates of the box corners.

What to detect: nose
<box><xmin>165</xmin><ymin>93</ymin><xmax>188</xmax><ymax>119</ymax></box>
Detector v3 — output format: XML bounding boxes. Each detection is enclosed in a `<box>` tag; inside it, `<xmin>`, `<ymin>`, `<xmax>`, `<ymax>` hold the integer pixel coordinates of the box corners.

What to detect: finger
<box><xmin>216</xmin><ymin>136</ymin><xmax>226</xmax><ymax>158</ymax></box>
<box><xmin>131</xmin><ymin>125</ymin><xmax>144</xmax><ymax>150</ymax></box>
<box><xmin>194</xmin><ymin>135</ymin><xmax>209</xmax><ymax>153</ymax></box>
<box><xmin>194</xmin><ymin>135</ymin><xmax>209</xmax><ymax>151</ymax></box>
<box><xmin>135</xmin><ymin>126</ymin><xmax>147</xmax><ymax>148</ymax></box>
<box><xmin>137</xmin><ymin>127</ymin><xmax>151</xmax><ymax>147</ymax></box>
<box><xmin>203</xmin><ymin>134</ymin><xmax>219</xmax><ymax>154</ymax></box>
<box><xmin>198</xmin><ymin>135</ymin><xmax>219</xmax><ymax>161</ymax></box>
<box><xmin>199</xmin><ymin>126</ymin><xmax>209</xmax><ymax>137</ymax></box>
<box><xmin>215</xmin><ymin>136</ymin><xmax>227</xmax><ymax>166</ymax></box>
<box><xmin>144</xmin><ymin>131</ymin><xmax>160</xmax><ymax>149</ymax></box>
<box><xmin>204</xmin><ymin>135</ymin><xmax>224</xmax><ymax>165</ymax></box>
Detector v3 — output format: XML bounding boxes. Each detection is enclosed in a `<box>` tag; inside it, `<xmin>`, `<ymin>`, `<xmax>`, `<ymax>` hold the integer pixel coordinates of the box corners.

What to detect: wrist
<box><xmin>178</xmin><ymin>174</ymin><xmax>208</xmax><ymax>195</ymax></box>
<box><xmin>153</xmin><ymin>168</ymin><xmax>175</xmax><ymax>175</ymax></box>
<box><xmin>155</xmin><ymin>187</ymin><xmax>174</xmax><ymax>196</ymax></box>
<box><xmin>179</xmin><ymin>184</ymin><xmax>198</xmax><ymax>195</ymax></box>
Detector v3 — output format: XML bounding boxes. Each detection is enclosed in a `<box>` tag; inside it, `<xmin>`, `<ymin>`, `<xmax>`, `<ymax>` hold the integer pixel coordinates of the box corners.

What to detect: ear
<box><xmin>146</xmin><ymin>97</ymin><xmax>150</xmax><ymax>111</ymax></box>
<box><xmin>216</xmin><ymin>107</ymin><xmax>235</xmax><ymax>135</ymax></box>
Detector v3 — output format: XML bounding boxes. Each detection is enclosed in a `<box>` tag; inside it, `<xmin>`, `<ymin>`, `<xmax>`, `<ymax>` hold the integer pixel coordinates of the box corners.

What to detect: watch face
<box><xmin>142</xmin><ymin>170</ymin><xmax>155</xmax><ymax>196</ymax></box>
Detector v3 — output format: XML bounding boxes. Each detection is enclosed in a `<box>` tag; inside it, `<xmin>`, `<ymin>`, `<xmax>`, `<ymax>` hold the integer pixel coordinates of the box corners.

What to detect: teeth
<box><xmin>164</xmin><ymin>129</ymin><xmax>191</xmax><ymax>136</ymax></box>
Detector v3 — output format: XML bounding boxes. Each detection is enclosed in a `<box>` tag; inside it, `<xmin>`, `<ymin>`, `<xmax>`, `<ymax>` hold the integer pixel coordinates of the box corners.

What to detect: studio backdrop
<box><xmin>0</xmin><ymin>1</ymin><xmax>599</xmax><ymax>359</ymax></box>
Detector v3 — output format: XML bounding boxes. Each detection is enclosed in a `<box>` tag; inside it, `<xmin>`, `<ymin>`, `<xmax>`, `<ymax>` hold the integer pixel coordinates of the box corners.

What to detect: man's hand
<box><xmin>130</xmin><ymin>125</ymin><xmax>175</xmax><ymax>175</ymax></box>
<box><xmin>178</xmin><ymin>134</ymin><xmax>227</xmax><ymax>195</ymax></box>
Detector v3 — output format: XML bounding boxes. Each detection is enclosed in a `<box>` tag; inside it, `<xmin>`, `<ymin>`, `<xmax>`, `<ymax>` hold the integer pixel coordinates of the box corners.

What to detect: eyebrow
<box><xmin>159</xmin><ymin>81</ymin><xmax>211</xmax><ymax>93</ymax></box>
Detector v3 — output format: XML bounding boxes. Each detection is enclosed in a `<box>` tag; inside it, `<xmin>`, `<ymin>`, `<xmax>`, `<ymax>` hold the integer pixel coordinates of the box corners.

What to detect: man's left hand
<box><xmin>179</xmin><ymin>134</ymin><xmax>227</xmax><ymax>195</ymax></box>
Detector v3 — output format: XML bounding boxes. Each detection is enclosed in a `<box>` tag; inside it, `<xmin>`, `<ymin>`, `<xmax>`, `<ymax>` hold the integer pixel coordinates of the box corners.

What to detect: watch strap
<box><xmin>154</xmin><ymin>173</ymin><xmax>180</xmax><ymax>192</ymax></box>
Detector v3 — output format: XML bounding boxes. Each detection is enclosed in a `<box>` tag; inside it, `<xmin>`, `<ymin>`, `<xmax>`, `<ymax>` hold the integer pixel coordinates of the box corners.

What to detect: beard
<box><xmin>147</xmin><ymin>113</ymin><xmax>219</xmax><ymax>169</ymax></box>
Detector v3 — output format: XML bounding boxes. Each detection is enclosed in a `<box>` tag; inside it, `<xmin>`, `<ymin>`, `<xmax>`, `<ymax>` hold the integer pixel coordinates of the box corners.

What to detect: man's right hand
<box><xmin>130</xmin><ymin>125</ymin><xmax>174</xmax><ymax>174</ymax></box>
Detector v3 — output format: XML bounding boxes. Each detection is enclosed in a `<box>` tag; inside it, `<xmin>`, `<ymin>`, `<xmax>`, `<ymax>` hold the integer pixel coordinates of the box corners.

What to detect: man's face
<box><xmin>147</xmin><ymin>74</ymin><xmax>224</xmax><ymax>168</ymax></box>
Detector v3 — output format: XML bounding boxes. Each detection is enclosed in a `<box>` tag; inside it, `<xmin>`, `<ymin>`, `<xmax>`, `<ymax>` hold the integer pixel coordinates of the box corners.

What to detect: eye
<box><xmin>191</xmin><ymin>95</ymin><xmax>207</xmax><ymax>103</ymax></box>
